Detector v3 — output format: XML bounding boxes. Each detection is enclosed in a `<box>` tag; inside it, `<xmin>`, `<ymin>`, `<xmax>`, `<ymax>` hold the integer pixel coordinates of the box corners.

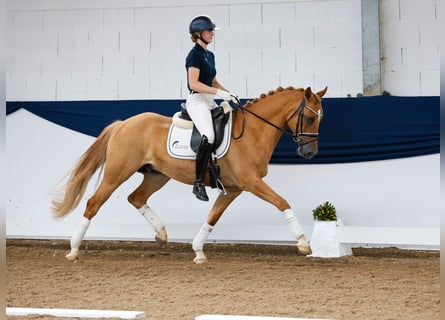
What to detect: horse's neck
<box><xmin>247</xmin><ymin>90</ymin><xmax>300</xmax><ymax>129</ymax></box>
<box><xmin>241</xmin><ymin>90</ymin><xmax>301</xmax><ymax>153</ymax></box>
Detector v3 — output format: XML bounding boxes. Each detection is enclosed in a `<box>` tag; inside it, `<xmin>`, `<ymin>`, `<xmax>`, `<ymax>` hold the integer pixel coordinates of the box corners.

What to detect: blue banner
<box><xmin>6</xmin><ymin>96</ymin><xmax>439</xmax><ymax>164</ymax></box>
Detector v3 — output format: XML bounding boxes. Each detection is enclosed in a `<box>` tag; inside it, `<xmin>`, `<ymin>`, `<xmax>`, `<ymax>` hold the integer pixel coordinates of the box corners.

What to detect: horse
<box><xmin>52</xmin><ymin>85</ymin><xmax>328</xmax><ymax>264</ymax></box>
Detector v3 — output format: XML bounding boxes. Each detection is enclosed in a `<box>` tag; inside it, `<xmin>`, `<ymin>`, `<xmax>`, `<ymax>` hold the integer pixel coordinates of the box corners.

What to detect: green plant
<box><xmin>312</xmin><ymin>201</ymin><xmax>337</xmax><ymax>221</ymax></box>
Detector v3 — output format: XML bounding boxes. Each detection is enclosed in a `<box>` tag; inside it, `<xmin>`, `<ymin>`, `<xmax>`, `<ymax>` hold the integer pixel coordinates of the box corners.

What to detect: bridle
<box><xmin>232</xmin><ymin>96</ymin><xmax>323</xmax><ymax>147</ymax></box>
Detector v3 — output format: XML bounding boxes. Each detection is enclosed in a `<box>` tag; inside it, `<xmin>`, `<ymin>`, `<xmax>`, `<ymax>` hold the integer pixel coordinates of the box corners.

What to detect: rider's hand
<box><xmin>216</xmin><ymin>89</ymin><xmax>240</xmax><ymax>106</ymax></box>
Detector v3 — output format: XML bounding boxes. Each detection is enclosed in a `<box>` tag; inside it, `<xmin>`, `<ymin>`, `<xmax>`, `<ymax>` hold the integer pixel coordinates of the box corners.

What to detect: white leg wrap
<box><xmin>284</xmin><ymin>209</ymin><xmax>304</xmax><ymax>239</ymax></box>
<box><xmin>192</xmin><ymin>223</ymin><xmax>213</xmax><ymax>252</ymax></box>
<box><xmin>70</xmin><ymin>216</ymin><xmax>90</xmax><ymax>250</ymax></box>
<box><xmin>138</xmin><ymin>204</ymin><xmax>164</xmax><ymax>233</ymax></box>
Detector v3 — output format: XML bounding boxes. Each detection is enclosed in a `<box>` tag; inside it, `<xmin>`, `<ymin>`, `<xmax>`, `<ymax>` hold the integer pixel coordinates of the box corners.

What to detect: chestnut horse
<box><xmin>52</xmin><ymin>86</ymin><xmax>327</xmax><ymax>264</ymax></box>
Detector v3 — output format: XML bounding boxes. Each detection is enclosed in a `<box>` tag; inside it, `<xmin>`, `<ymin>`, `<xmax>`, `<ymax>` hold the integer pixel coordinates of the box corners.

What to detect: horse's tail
<box><xmin>51</xmin><ymin>121</ymin><xmax>123</xmax><ymax>218</ymax></box>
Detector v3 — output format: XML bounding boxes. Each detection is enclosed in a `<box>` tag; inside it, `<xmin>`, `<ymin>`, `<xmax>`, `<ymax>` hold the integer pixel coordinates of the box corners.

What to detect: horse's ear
<box><xmin>316</xmin><ymin>86</ymin><xmax>328</xmax><ymax>98</ymax></box>
<box><xmin>304</xmin><ymin>87</ymin><xmax>313</xmax><ymax>100</ymax></box>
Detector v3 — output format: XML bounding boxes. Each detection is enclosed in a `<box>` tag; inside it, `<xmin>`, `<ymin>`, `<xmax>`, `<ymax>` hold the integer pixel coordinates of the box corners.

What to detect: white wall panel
<box><xmin>228</xmin><ymin>50</ymin><xmax>262</xmax><ymax>76</ymax></box>
<box><xmin>87</xmin><ymin>78</ymin><xmax>118</xmax><ymax>100</ymax></box>
<box><xmin>42</xmin><ymin>55</ymin><xmax>72</xmax><ymax>78</ymax></box>
<box><xmin>24</xmin><ymin>78</ymin><xmax>57</xmax><ymax>100</ymax></box>
<box><xmin>56</xmin><ymin>78</ymin><xmax>88</xmax><ymax>100</ymax></box>
<box><xmin>280</xmin><ymin>26</ymin><xmax>314</xmax><ymax>49</ymax></box>
<box><xmin>12</xmin><ymin>11</ymin><xmax>43</xmax><ymax>32</ymax></box>
<box><xmin>103</xmin><ymin>8</ymin><xmax>134</xmax><ymax>31</ymax></box>
<box><xmin>119</xmin><ymin>31</ymin><xmax>150</xmax><ymax>53</ymax></box>
<box><xmin>313</xmin><ymin>72</ymin><xmax>343</xmax><ymax>97</ymax></box>
<box><xmin>229</xmin><ymin>4</ymin><xmax>262</xmax><ymax>28</ymax></box>
<box><xmin>118</xmin><ymin>77</ymin><xmax>149</xmax><ymax>99</ymax></box>
<box><xmin>400</xmin><ymin>0</ymin><xmax>437</xmax><ymax>21</ymax></box>
<box><xmin>296</xmin><ymin>47</ymin><xmax>335</xmax><ymax>73</ymax></box>
<box><xmin>380</xmin><ymin>0</ymin><xmax>439</xmax><ymax>96</ymax></box>
<box><xmin>340</xmin><ymin>71</ymin><xmax>363</xmax><ymax>97</ymax></box>
<box><xmin>6</xmin><ymin>79</ymin><xmax>26</xmax><ymax>100</ymax></box>
<box><xmin>71</xmin><ymin>55</ymin><xmax>102</xmax><ymax>77</ymax></box>
<box><xmin>102</xmin><ymin>53</ymin><xmax>133</xmax><ymax>78</ymax></box>
<box><xmin>419</xmin><ymin>22</ymin><xmax>439</xmax><ymax>47</ymax></box>
<box><xmin>5</xmin><ymin>0</ymin><xmax>440</xmax><ymax>100</ymax></box>
<box><xmin>67</xmin><ymin>33</ymin><xmax>90</xmax><ymax>54</ymax></box>
<box><xmin>262</xmin><ymin>3</ymin><xmax>295</xmax><ymax>26</ymax></box>
<box><xmin>382</xmin><ymin>70</ymin><xmax>421</xmax><ymax>96</ymax></box>
<box><xmin>247</xmin><ymin>72</ymin><xmax>280</xmax><ymax>97</ymax></box>
<box><xmin>420</xmin><ymin>70</ymin><xmax>440</xmax><ymax>96</ymax></box>
<box><xmin>89</xmin><ymin>32</ymin><xmax>119</xmax><ymax>54</ymax></box>
<box><xmin>11</xmin><ymin>54</ymin><xmax>41</xmax><ymax>77</ymax></box>
<box><xmin>7</xmin><ymin>33</ymin><xmax>29</xmax><ymax>55</ymax></box>
<box><xmin>27</xmin><ymin>32</ymin><xmax>58</xmax><ymax>55</ymax></box>
<box><xmin>382</xmin><ymin>22</ymin><xmax>419</xmax><ymax>47</ymax></box>
<box><xmin>279</xmin><ymin>71</ymin><xmax>314</xmax><ymax>90</ymax></box>
<box><xmin>72</xmin><ymin>9</ymin><xmax>104</xmax><ymax>31</ymax></box>
<box><xmin>43</xmin><ymin>10</ymin><xmax>74</xmax><ymax>32</ymax></box>
<box><xmin>262</xmin><ymin>48</ymin><xmax>295</xmax><ymax>74</ymax></box>
<box><xmin>403</xmin><ymin>46</ymin><xmax>439</xmax><ymax>70</ymax></box>
<box><xmin>149</xmin><ymin>75</ymin><xmax>182</xmax><ymax>98</ymax></box>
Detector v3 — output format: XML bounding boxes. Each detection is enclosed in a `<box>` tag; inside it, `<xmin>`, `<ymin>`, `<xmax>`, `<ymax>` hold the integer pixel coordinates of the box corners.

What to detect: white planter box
<box><xmin>309</xmin><ymin>219</ymin><xmax>352</xmax><ymax>258</ymax></box>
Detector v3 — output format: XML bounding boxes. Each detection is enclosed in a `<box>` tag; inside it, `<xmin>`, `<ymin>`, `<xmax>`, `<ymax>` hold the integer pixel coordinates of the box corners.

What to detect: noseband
<box><xmin>291</xmin><ymin>96</ymin><xmax>323</xmax><ymax>146</ymax></box>
<box><xmin>233</xmin><ymin>96</ymin><xmax>322</xmax><ymax>147</ymax></box>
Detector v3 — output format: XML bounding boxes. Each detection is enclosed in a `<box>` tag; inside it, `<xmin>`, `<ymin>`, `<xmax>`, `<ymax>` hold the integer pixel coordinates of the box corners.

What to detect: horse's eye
<box><xmin>305</xmin><ymin>116</ymin><xmax>315</xmax><ymax>124</ymax></box>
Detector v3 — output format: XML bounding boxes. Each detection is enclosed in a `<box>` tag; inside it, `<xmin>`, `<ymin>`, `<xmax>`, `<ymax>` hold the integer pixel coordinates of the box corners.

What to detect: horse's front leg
<box><xmin>247</xmin><ymin>179</ymin><xmax>311</xmax><ymax>255</ymax></box>
<box><xmin>192</xmin><ymin>189</ymin><xmax>242</xmax><ymax>264</ymax></box>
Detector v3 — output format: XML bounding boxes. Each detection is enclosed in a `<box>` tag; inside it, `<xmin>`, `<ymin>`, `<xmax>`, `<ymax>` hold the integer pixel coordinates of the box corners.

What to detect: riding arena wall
<box><xmin>5</xmin><ymin>0</ymin><xmax>440</xmax><ymax>249</ymax></box>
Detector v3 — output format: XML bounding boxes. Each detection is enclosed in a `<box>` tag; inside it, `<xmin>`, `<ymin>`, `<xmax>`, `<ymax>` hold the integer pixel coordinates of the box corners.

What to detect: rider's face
<box><xmin>201</xmin><ymin>30</ymin><xmax>214</xmax><ymax>43</ymax></box>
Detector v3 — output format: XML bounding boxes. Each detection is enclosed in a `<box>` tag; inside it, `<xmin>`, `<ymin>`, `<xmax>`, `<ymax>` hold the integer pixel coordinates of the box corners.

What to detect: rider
<box><xmin>185</xmin><ymin>15</ymin><xmax>240</xmax><ymax>201</ymax></box>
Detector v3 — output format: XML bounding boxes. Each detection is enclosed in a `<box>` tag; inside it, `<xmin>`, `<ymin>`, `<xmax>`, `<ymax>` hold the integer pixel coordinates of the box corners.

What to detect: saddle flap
<box><xmin>190</xmin><ymin>106</ymin><xmax>231</xmax><ymax>152</ymax></box>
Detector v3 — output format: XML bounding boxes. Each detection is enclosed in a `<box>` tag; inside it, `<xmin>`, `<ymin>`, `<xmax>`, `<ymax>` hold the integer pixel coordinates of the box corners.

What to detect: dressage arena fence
<box><xmin>6</xmin><ymin>307</ymin><xmax>333</xmax><ymax>319</ymax></box>
<box><xmin>6</xmin><ymin>307</ymin><xmax>146</xmax><ymax>319</ymax></box>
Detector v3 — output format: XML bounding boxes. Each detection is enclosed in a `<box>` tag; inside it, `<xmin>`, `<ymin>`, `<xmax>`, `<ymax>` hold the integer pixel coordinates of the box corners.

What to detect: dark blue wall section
<box><xmin>7</xmin><ymin>96</ymin><xmax>439</xmax><ymax>164</ymax></box>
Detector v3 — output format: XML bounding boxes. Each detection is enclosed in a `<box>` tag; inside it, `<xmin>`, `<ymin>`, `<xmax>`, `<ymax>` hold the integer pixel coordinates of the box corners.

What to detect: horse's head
<box><xmin>289</xmin><ymin>86</ymin><xmax>327</xmax><ymax>159</ymax></box>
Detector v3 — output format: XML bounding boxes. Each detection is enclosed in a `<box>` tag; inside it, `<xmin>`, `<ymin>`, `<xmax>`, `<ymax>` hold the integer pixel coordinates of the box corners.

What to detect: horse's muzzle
<box><xmin>297</xmin><ymin>144</ymin><xmax>318</xmax><ymax>159</ymax></box>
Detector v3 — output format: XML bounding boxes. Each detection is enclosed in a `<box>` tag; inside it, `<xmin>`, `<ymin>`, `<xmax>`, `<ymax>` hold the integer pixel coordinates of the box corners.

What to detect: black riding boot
<box><xmin>193</xmin><ymin>135</ymin><xmax>213</xmax><ymax>201</ymax></box>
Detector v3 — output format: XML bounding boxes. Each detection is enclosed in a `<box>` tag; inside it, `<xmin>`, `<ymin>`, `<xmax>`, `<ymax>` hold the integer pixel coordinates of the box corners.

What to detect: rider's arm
<box><xmin>187</xmin><ymin>67</ymin><xmax>218</xmax><ymax>94</ymax></box>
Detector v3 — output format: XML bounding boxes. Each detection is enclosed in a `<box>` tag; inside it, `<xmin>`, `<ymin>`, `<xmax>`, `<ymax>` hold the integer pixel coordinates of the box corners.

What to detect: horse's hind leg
<box><xmin>66</xmin><ymin>179</ymin><xmax>123</xmax><ymax>262</ymax></box>
<box><xmin>127</xmin><ymin>170</ymin><xmax>171</xmax><ymax>246</ymax></box>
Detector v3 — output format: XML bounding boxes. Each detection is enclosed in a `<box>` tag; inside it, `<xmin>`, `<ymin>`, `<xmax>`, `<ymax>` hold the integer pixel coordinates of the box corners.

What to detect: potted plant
<box><xmin>312</xmin><ymin>201</ymin><xmax>337</xmax><ymax>221</ymax></box>
<box><xmin>310</xmin><ymin>201</ymin><xmax>352</xmax><ymax>258</ymax></box>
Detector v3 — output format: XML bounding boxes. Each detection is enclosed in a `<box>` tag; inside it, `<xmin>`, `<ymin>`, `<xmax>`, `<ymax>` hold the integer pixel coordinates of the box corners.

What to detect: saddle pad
<box><xmin>167</xmin><ymin>115</ymin><xmax>231</xmax><ymax>160</ymax></box>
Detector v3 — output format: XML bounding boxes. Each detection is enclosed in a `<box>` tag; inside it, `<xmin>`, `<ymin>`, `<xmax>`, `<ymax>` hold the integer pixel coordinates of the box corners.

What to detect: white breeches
<box><xmin>186</xmin><ymin>93</ymin><xmax>218</xmax><ymax>144</ymax></box>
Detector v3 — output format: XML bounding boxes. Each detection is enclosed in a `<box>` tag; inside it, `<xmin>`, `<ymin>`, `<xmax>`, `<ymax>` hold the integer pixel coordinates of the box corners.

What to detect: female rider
<box><xmin>185</xmin><ymin>15</ymin><xmax>240</xmax><ymax>201</ymax></box>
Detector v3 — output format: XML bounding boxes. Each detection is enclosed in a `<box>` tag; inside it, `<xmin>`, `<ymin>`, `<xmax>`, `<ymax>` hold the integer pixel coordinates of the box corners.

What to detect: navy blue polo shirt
<box><xmin>185</xmin><ymin>43</ymin><xmax>216</xmax><ymax>92</ymax></box>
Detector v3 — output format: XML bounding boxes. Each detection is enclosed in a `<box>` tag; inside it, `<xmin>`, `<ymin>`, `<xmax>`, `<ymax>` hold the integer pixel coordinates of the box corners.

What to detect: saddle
<box><xmin>178</xmin><ymin>103</ymin><xmax>231</xmax><ymax>153</ymax></box>
<box><xmin>172</xmin><ymin>102</ymin><xmax>232</xmax><ymax>193</ymax></box>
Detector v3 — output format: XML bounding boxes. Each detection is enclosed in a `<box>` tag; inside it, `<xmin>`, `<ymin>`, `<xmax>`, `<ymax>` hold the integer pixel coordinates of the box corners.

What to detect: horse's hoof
<box><xmin>193</xmin><ymin>250</ymin><xmax>208</xmax><ymax>264</ymax></box>
<box><xmin>193</xmin><ymin>257</ymin><xmax>208</xmax><ymax>264</ymax></box>
<box><xmin>65</xmin><ymin>248</ymin><xmax>79</xmax><ymax>262</ymax></box>
<box><xmin>297</xmin><ymin>245</ymin><xmax>312</xmax><ymax>255</ymax></box>
<box><xmin>155</xmin><ymin>227</ymin><xmax>167</xmax><ymax>246</ymax></box>
<box><xmin>297</xmin><ymin>235</ymin><xmax>312</xmax><ymax>255</ymax></box>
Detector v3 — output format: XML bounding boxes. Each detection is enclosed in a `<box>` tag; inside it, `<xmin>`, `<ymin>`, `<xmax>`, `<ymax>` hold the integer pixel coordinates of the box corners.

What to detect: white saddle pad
<box><xmin>167</xmin><ymin>113</ymin><xmax>232</xmax><ymax>160</ymax></box>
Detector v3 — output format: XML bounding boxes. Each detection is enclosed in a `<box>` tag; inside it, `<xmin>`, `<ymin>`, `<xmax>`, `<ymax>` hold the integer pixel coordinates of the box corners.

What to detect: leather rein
<box><xmin>231</xmin><ymin>96</ymin><xmax>322</xmax><ymax>147</ymax></box>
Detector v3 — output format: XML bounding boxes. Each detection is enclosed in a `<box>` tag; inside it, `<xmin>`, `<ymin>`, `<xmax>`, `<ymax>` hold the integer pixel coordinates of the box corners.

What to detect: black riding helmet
<box><xmin>189</xmin><ymin>15</ymin><xmax>217</xmax><ymax>34</ymax></box>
